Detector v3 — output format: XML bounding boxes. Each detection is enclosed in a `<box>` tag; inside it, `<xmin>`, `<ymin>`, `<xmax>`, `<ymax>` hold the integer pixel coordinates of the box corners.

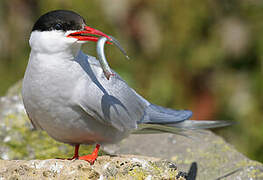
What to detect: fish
<box><xmin>96</xmin><ymin>36</ymin><xmax>129</xmax><ymax>80</ymax></box>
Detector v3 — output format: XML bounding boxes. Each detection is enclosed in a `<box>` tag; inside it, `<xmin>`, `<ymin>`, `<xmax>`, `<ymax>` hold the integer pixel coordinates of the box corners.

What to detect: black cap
<box><xmin>32</xmin><ymin>10</ymin><xmax>86</xmax><ymax>32</ymax></box>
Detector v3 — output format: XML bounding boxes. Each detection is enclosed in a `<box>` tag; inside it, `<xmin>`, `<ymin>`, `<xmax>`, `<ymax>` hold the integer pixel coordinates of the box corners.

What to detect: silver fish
<box><xmin>97</xmin><ymin>36</ymin><xmax>129</xmax><ymax>80</ymax></box>
<box><xmin>108</xmin><ymin>35</ymin><xmax>129</xmax><ymax>60</ymax></box>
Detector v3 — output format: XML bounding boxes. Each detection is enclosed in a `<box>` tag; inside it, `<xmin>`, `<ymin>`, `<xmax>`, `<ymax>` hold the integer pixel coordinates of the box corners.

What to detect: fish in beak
<box><xmin>68</xmin><ymin>25</ymin><xmax>129</xmax><ymax>80</ymax></box>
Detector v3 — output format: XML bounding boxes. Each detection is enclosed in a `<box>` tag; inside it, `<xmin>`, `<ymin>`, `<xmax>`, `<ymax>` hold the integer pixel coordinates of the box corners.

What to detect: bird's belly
<box><xmin>44</xmin><ymin>109</ymin><xmax>128</xmax><ymax>145</ymax></box>
<box><xmin>23</xmin><ymin>90</ymin><xmax>128</xmax><ymax>145</ymax></box>
<box><xmin>22</xmin><ymin>60</ymin><xmax>127</xmax><ymax>145</ymax></box>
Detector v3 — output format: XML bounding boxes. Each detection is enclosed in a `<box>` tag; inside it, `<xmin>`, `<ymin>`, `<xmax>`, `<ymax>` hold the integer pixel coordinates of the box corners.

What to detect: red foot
<box><xmin>78</xmin><ymin>144</ymin><xmax>100</xmax><ymax>165</ymax></box>
<box><xmin>68</xmin><ymin>144</ymin><xmax>100</xmax><ymax>165</ymax></box>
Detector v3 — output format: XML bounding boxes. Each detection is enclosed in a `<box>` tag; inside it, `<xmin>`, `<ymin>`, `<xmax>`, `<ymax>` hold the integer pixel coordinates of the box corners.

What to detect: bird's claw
<box><xmin>67</xmin><ymin>144</ymin><xmax>100</xmax><ymax>165</ymax></box>
<box><xmin>78</xmin><ymin>154</ymin><xmax>97</xmax><ymax>165</ymax></box>
<box><xmin>66</xmin><ymin>155</ymin><xmax>97</xmax><ymax>164</ymax></box>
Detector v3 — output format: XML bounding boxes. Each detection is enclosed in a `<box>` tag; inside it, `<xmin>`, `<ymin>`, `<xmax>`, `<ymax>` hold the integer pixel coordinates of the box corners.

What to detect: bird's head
<box><xmin>29</xmin><ymin>10</ymin><xmax>111</xmax><ymax>55</ymax></box>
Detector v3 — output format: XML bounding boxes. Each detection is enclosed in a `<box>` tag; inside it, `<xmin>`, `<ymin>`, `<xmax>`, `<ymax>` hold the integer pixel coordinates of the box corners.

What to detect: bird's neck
<box><xmin>69</xmin><ymin>44</ymin><xmax>82</xmax><ymax>58</ymax></box>
<box><xmin>30</xmin><ymin>48</ymin><xmax>81</xmax><ymax>63</ymax></box>
<box><xmin>29</xmin><ymin>31</ymin><xmax>82</xmax><ymax>59</ymax></box>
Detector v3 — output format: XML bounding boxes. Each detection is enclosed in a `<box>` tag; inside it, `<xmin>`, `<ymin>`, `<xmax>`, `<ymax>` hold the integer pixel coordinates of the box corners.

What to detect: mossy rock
<box><xmin>1</xmin><ymin>81</ymin><xmax>263</xmax><ymax>179</ymax></box>
<box><xmin>0</xmin><ymin>81</ymin><xmax>97</xmax><ymax>160</ymax></box>
<box><xmin>0</xmin><ymin>155</ymin><xmax>186</xmax><ymax>180</ymax></box>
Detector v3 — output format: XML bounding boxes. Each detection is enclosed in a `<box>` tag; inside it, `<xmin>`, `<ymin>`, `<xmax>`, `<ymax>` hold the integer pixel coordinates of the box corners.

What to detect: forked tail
<box><xmin>134</xmin><ymin>104</ymin><xmax>232</xmax><ymax>135</ymax></box>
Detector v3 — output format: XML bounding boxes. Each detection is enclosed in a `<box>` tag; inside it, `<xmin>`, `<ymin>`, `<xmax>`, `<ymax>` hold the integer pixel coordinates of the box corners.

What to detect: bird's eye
<box><xmin>54</xmin><ymin>23</ymin><xmax>63</xmax><ymax>30</ymax></box>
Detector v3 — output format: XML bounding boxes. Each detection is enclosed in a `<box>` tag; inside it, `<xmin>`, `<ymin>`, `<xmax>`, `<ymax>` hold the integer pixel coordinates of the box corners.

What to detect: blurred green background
<box><xmin>0</xmin><ymin>0</ymin><xmax>262</xmax><ymax>162</ymax></box>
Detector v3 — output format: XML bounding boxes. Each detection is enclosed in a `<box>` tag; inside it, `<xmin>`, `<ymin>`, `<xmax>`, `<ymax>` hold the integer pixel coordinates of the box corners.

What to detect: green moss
<box><xmin>127</xmin><ymin>160</ymin><xmax>179</xmax><ymax>179</ymax></box>
<box><xmin>1</xmin><ymin>113</ymin><xmax>101</xmax><ymax>160</ymax></box>
<box><xmin>128</xmin><ymin>167</ymin><xmax>147</xmax><ymax>179</ymax></box>
<box><xmin>248</xmin><ymin>168</ymin><xmax>263</xmax><ymax>179</ymax></box>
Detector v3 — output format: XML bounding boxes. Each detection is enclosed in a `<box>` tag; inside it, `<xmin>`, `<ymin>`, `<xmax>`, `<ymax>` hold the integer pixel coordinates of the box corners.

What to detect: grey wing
<box><xmin>72</xmin><ymin>54</ymin><xmax>148</xmax><ymax>132</ymax></box>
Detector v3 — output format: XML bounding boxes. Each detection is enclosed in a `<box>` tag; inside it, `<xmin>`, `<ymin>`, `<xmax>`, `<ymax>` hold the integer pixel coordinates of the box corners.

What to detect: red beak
<box><xmin>67</xmin><ymin>26</ymin><xmax>112</xmax><ymax>44</ymax></box>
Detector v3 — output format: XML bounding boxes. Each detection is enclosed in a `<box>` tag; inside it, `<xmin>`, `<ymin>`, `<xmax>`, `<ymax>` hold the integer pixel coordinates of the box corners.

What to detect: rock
<box><xmin>0</xmin><ymin>81</ymin><xmax>94</xmax><ymax>161</ymax></box>
<box><xmin>0</xmin><ymin>155</ymin><xmax>184</xmax><ymax>179</ymax></box>
<box><xmin>104</xmin><ymin>132</ymin><xmax>263</xmax><ymax>179</ymax></box>
<box><xmin>1</xmin><ymin>81</ymin><xmax>263</xmax><ymax>179</ymax></box>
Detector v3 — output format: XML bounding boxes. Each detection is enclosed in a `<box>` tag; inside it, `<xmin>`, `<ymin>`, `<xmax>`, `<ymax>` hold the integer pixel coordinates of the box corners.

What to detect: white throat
<box><xmin>29</xmin><ymin>31</ymin><xmax>82</xmax><ymax>58</ymax></box>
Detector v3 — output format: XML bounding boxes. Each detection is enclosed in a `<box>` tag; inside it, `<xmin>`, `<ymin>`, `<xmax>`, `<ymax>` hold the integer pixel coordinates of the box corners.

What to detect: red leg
<box><xmin>68</xmin><ymin>144</ymin><xmax>80</xmax><ymax>160</ymax></box>
<box><xmin>79</xmin><ymin>144</ymin><xmax>100</xmax><ymax>164</ymax></box>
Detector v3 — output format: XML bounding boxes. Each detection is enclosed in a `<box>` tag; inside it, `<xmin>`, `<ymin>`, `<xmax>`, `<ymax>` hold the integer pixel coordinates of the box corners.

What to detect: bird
<box><xmin>22</xmin><ymin>10</ymin><xmax>231</xmax><ymax>164</ymax></box>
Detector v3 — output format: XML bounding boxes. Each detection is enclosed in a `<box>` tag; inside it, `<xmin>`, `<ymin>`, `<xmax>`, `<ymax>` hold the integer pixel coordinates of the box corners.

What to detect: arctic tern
<box><xmin>22</xmin><ymin>10</ymin><xmax>231</xmax><ymax>164</ymax></box>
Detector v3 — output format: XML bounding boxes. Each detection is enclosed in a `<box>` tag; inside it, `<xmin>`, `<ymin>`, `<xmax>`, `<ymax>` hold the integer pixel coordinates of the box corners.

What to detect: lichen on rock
<box><xmin>0</xmin><ymin>155</ymin><xmax>185</xmax><ymax>180</ymax></box>
<box><xmin>0</xmin><ymin>81</ymin><xmax>95</xmax><ymax>161</ymax></box>
<box><xmin>1</xmin><ymin>81</ymin><xmax>263</xmax><ymax>179</ymax></box>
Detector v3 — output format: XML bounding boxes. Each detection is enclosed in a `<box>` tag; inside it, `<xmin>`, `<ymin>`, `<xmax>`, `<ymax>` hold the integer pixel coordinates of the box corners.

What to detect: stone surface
<box><xmin>0</xmin><ymin>155</ymin><xmax>184</xmax><ymax>180</ymax></box>
<box><xmin>0</xmin><ymin>81</ymin><xmax>94</xmax><ymax>161</ymax></box>
<box><xmin>104</xmin><ymin>132</ymin><xmax>263</xmax><ymax>179</ymax></box>
<box><xmin>0</xmin><ymin>81</ymin><xmax>263</xmax><ymax>179</ymax></box>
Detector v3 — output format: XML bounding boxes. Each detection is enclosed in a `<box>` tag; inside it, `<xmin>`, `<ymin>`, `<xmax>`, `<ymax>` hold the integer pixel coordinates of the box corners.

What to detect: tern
<box><xmin>22</xmin><ymin>10</ymin><xmax>231</xmax><ymax>164</ymax></box>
